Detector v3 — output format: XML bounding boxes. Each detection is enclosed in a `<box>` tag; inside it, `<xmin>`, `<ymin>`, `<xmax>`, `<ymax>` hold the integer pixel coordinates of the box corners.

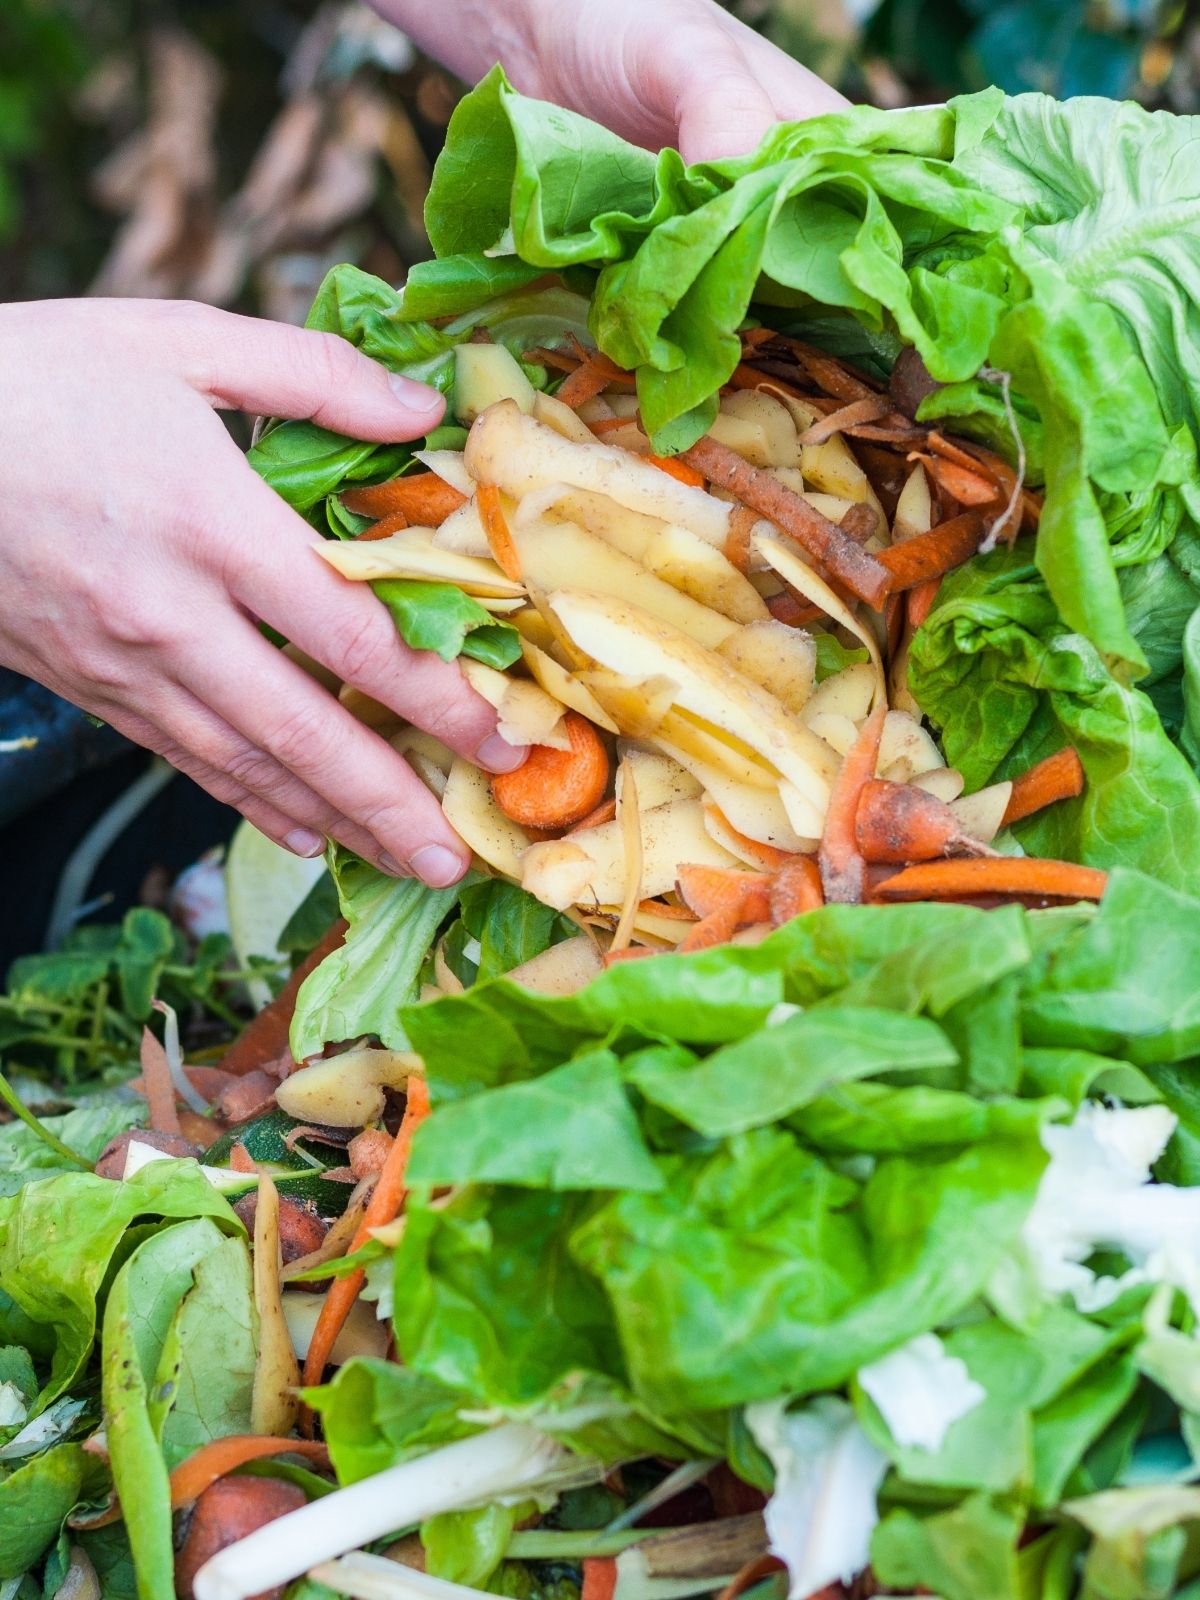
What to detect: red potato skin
<box><xmin>175</xmin><ymin>1477</ymin><xmax>307</xmax><ymax>1600</ymax></box>
<box><xmin>232</xmin><ymin>1193</ymin><xmax>328</xmax><ymax>1262</ymax></box>
<box><xmin>95</xmin><ymin>1129</ymin><xmax>200</xmax><ymax>1180</ymax></box>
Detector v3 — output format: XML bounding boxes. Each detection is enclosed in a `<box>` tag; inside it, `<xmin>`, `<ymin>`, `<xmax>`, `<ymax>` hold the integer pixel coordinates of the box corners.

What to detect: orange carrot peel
<box><xmin>168</xmin><ymin>1436</ymin><xmax>330</xmax><ymax>1509</ymax></box>
<box><xmin>874</xmin><ymin>857</ymin><xmax>1108</xmax><ymax>903</ymax></box>
<box><xmin>768</xmin><ymin>856</ymin><xmax>824</xmax><ymax>925</ymax></box>
<box><xmin>341</xmin><ymin>473</ymin><xmax>466</xmax><ymax>524</ymax></box>
<box><xmin>475</xmin><ymin>483</ymin><xmax>522</xmax><ymax>583</ymax></box>
<box><xmin>877</xmin><ymin>510</ymin><xmax>986</xmax><ymax>593</ymax></box>
<box><xmin>301</xmin><ymin>1077</ymin><xmax>431</xmax><ymax>1395</ymax></box>
<box><xmin>676</xmin><ymin>864</ymin><xmax>772</xmax><ymax>925</ymax></box>
<box><xmin>819</xmin><ymin>703</ymin><xmax>887</xmax><ymax>904</ymax></box>
<box><xmin>679</xmin><ymin>434</ymin><xmax>892</xmax><ymax>609</ymax></box>
<box><xmin>1002</xmin><ymin>747</ymin><xmax>1085</xmax><ymax>826</ymax></box>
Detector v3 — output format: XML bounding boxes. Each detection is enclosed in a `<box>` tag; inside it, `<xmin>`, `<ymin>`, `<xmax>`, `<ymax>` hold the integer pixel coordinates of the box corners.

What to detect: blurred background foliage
<box><xmin>3</xmin><ymin>0</ymin><xmax>1197</xmax><ymax>313</ymax></box>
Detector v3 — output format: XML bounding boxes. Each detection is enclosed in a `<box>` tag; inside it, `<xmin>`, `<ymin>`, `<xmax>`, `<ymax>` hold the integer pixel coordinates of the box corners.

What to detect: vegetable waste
<box><xmin>5</xmin><ymin>66</ymin><xmax>1200</xmax><ymax>1600</ymax></box>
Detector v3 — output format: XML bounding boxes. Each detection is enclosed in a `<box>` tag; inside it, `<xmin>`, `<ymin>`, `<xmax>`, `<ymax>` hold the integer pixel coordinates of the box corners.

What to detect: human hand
<box><xmin>0</xmin><ymin>297</ymin><xmax>527</xmax><ymax>886</ymax></box>
<box><xmin>386</xmin><ymin>0</ymin><xmax>849</xmax><ymax>162</ymax></box>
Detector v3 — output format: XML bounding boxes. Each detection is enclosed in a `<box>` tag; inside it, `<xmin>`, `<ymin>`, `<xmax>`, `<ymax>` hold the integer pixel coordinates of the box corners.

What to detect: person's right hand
<box><xmin>0</xmin><ymin>297</ymin><xmax>527</xmax><ymax>887</ymax></box>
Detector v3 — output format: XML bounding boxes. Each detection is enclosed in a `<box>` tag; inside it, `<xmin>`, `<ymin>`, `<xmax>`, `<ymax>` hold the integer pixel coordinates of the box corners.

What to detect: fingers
<box><xmin>146</xmin><ymin>301</ymin><xmax>445</xmax><ymax>441</ymax></box>
<box><xmin>173</xmin><ymin>617</ymin><xmax>474</xmax><ymax>885</ymax></box>
<box><xmin>223</xmin><ymin>472</ymin><xmax>526</xmax><ymax>773</ymax></box>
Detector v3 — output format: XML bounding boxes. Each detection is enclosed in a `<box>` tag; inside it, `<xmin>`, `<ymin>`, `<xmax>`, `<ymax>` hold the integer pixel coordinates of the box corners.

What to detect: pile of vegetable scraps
<box><xmin>6</xmin><ymin>65</ymin><xmax>1200</xmax><ymax>1600</ymax></box>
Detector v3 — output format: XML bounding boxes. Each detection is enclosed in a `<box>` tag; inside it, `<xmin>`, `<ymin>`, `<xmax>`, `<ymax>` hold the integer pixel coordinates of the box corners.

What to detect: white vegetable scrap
<box><xmin>193</xmin><ymin>1424</ymin><xmax>586</xmax><ymax>1600</ymax></box>
<box><xmin>746</xmin><ymin>1396</ymin><xmax>887</xmax><ymax>1600</ymax></box>
<box><xmin>857</xmin><ymin>1333</ymin><xmax>985</xmax><ymax>1452</ymax></box>
<box><xmin>0</xmin><ymin>1383</ymin><xmax>26</xmax><ymax>1430</ymax></box>
<box><xmin>1021</xmin><ymin>1104</ymin><xmax>1200</xmax><ymax>1315</ymax></box>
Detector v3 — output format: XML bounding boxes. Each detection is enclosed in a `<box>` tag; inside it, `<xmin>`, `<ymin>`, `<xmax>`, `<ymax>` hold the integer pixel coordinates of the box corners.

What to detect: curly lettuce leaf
<box><xmin>425</xmin><ymin>68</ymin><xmax>1195</xmax><ymax>672</ymax></box>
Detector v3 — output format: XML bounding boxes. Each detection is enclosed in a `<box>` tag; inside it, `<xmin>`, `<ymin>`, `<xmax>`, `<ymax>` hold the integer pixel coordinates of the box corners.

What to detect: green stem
<box><xmin>0</xmin><ymin>1068</ymin><xmax>91</xmax><ymax>1167</ymax></box>
<box><xmin>506</xmin><ymin>1528</ymin><xmax>658</xmax><ymax>1561</ymax></box>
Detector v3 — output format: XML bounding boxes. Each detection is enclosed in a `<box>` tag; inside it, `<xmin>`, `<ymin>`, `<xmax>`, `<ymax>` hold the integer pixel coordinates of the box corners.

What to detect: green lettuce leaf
<box><xmin>0</xmin><ymin>1163</ymin><xmax>240</xmax><ymax>1410</ymax></box>
<box><xmin>626</xmin><ymin>1007</ymin><xmax>958</xmax><ymax>1138</ymax></box>
<box><xmin>571</xmin><ymin>1107</ymin><xmax>1049</xmax><ymax>1410</ymax></box>
<box><xmin>0</xmin><ymin>1096</ymin><xmax>144</xmax><ymax>1198</ymax></box>
<box><xmin>409</xmin><ymin>1048</ymin><xmax>662</xmax><ymax>1191</ymax></box>
<box><xmin>289</xmin><ymin>848</ymin><xmax>462</xmax><ymax>1058</ymax></box>
<box><xmin>304</xmin><ymin>1360</ymin><xmax>476</xmax><ymax>1486</ymax></box>
<box><xmin>0</xmin><ymin>1444</ymin><xmax>101</xmax><ymax>1581</ymax></box>
<box><xmin>372</xmin><ymin>580</ymin><xmax>521</xmax><ymax>669</ymax></box>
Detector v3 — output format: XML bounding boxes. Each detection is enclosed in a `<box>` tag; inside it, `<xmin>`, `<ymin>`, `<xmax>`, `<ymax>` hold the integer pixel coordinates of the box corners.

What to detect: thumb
<box><xmin>175</xmin><ymin>304</ymin><xmax>445</xmax><ymax>441</ymax></box>
<box><xmin>675</xmin><ymin>68</ymin><xmax>780</xmax><ymax>164</ymax></box>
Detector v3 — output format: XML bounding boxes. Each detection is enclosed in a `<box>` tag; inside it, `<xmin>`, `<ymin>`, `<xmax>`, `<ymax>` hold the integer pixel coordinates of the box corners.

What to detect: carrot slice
<box><xmin>874</xmin><ymin>857</ymin><xmax>1108</xmax><ymax>903</ymax></box>
<box><xmin>139</xmin><ymin>1026</ymin><xmax>182</xmax><ymax>1137</ymax></box>
<box><xmin>492</xmin><ymin>711</ymin><xmax>610</xmax><ymax>830</ymax></box>
<box><xmin>342</xmin><ymin>473</ymin><xmax>466</xmax><ymax>524</ymax></box>
<box><xmin>877</xmin><ymin>510</ymin><xmax>986</xmax><ymax>592</ymax></box>
<box><xmin>818</xmin><ymin>703</ymin><xmax>887</xmax><ymax>904</ymax></box>
<box><xmin>217</xmin><ymin>921</ymin><xmax>347</xmax><ymax>1077</ymax></box>
<box><xmin>856</xmin><ymin>778</ymin><xmax>989</xmax><ymax>864</ymax></box>
<box><xmin>168</xmin><ymin>1436</ymin><xmax>330</xmax><ymax>1509</ymax></box>
<box><xmin>475</xmin><ymin>483</ymin><xmax>522</xmax><ymax>583</ymax></box>
<box><xmin>302</xmin><ymin>1076</ymin><xmax>430</xmax><ymax>1394</ymax></box>
<box><xmin>677</xmin><ymin>904</ymin><xmax>741</xmax><ymax>952</ymax></box>
<box><xmin>768</xmin><ymin>856</ymin><xmax>824</xmax><ymax>925</ymax></box>
<box><xmin>355</xmin><ymin>511</ymin><xmax>409</xmax><ymax>541</ymax></box>
<box><xmin>679</xmin><ymin>435</ymin><xmax>892</xmax><ymax>609</ymax></box>
<box><xmin>1002</xmin><ymin>747</ymin><xmax>1085</xmax><ymax>826</ymax></box>
<box><xmin>647</xmin><ymin>453</ymin><xmax>707</xmax><ymax>489</ymax></box>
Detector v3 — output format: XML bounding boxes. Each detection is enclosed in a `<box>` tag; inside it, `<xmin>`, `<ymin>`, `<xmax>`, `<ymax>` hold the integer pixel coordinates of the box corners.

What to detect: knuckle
<box><xmin>260</xmin><ymin>701</ymin><xmax>344</xmax><ymax>775</ymax></box>
<box><xmin>223</xmin><ymin>744</ymin><xmax>284</xmax><ymax>795</ymax></box>
<box><xmin>329</xmin><ymin>612</ymin><xmax>398</xmax><ymax>689</ymax></box>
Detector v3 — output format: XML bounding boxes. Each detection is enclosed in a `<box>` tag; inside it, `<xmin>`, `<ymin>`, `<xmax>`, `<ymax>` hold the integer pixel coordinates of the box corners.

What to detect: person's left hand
<box><xmin>383</xmin><ymin>0</ymin><xmax>850</xmax><ymax>164</ymax></box>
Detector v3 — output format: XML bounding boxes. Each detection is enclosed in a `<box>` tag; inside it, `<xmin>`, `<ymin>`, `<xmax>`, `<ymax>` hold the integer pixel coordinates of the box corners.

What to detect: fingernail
<box><xmin>388</xmin><ymin>372</ymin><xmax>444</xmax><ymax>417</ymax></box>
<box><xmin>283</xmin><ymin>828</ymin><xmax>325</xmax><ymax>858</ymax></box>
<box><xmin>409</xmin><ymin>844</ymin><xmax>467</xmax><ymax>888</ymax></box>
<box><xmin>476</xmin><ymin>732</ymin><xmax>528</xmax><ymax>773</ymax></box>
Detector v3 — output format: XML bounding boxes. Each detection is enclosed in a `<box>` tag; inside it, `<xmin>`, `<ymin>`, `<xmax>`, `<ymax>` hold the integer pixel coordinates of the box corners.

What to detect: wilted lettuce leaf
<box><xmin>0</xmin><ymin>1163</ymin><xmax>240</xmax><ymax>1410</ymax></box>
<box><xmin>0</xmin><ymin>1096</ymin><xmax>144</xmax><ymax>1198</ymax></box>
<box><xmin>0</xmin><ymin>1443</ymin><xmax>103</xmax><ymax>1581</ymax></box>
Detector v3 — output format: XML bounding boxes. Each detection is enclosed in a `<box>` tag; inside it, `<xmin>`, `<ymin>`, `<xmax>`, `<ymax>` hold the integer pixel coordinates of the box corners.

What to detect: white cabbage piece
<box><xmin>857</xmin><ymin>1333</ymin><xmax>985</xmax><ymax>1452</ymax></box>
<box><xmin>1021</xmin><ymin>1104</ymin><xmax>1200</xmax><ymax>1315</ymax></box>
<box><xmin>746</xmin><ymin>1396</ymin><xmax>887</xmax><ymax>1599</ymax></box>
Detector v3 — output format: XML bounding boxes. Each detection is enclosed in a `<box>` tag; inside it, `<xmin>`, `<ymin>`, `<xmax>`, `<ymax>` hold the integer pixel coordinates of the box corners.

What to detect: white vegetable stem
<box><xmin>193</xmin><ymin>1425</ymin><xmax>572</xmax><ymax>1600</ymax></box>
<box><xmin>309</xmin><ymin>1552</ymin><xmax>492</xmax><ymax>1600</ymax></box>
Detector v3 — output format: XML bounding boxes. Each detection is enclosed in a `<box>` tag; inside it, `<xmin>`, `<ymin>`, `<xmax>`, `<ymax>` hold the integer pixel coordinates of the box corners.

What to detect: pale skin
<box><xmin>0</xmin><ymin>0</ymin><xmax>847</xmax><ymax>887</ymax></box>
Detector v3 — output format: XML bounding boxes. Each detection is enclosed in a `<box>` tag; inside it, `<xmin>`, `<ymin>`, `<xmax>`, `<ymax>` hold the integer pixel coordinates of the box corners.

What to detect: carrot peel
<box><xmin>855</xmin><ymin>778</ymin><xmax>990</xmax><ymax>864</ymax></box>
<box><xmin>342</xmin><ymin>473</ymin><xmax>466</xmax><ymax>524</ymax></box>
<box><xmin>475</xmin><ymin>483</ymin><xmax>522</xmax><ymax>583</ymax></box>
<box><xmin>874</xmin><ymin>857</ymin><xmax>1108</xmax><ymax>903</ymax></box>
<box><xmin>168</xmin><ymin>1436</ymin><xmax>330</xmax><ymax>1509</ymax></box>
<box><xmin>818</xmin><ymin>703</ymin><xmax>887</xmax><ymax>905</ymax></box>
<box><xmin>1002</xmin><ymin>747</ymin><xmax>1085</xmax><ymax>826</ymax></box>
<box><xmin>768</xmin><ymin>856</ymin><xmax>824</xmax><ymax>925</ymax></box>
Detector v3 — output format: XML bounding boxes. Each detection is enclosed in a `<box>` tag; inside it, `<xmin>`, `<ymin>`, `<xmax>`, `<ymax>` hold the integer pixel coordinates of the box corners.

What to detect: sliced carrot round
<box><xmin>491</xmin><ymin>711</ymin><xmax>610</xmax><ymax>830</ymax></box>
